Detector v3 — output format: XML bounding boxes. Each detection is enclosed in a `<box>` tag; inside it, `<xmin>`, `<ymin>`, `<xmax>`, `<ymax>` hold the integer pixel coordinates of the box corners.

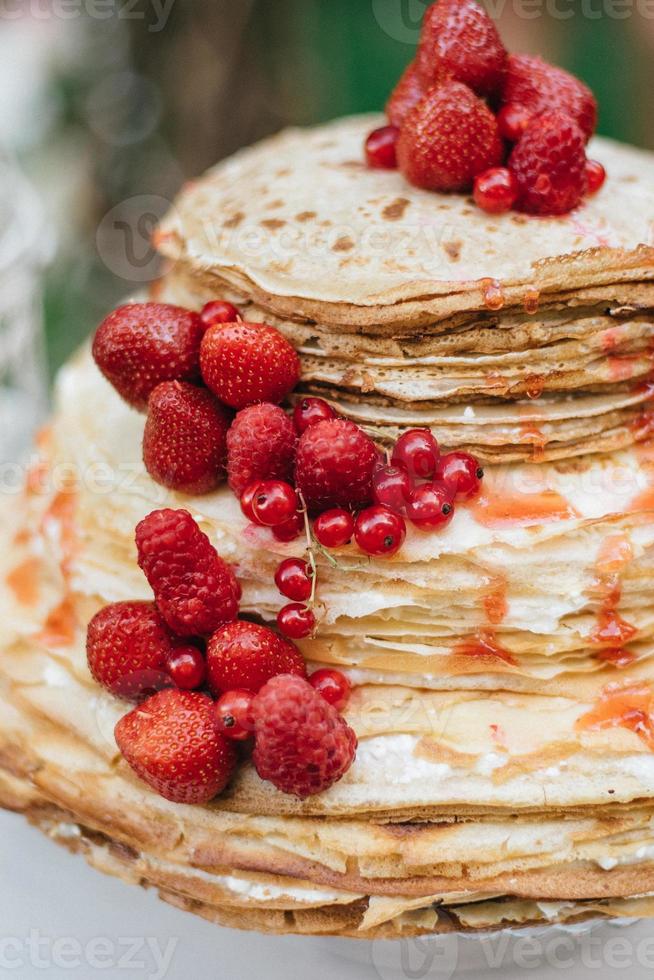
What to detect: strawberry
<box><xmin>200</xmin><ymin>322</ymin><xmax>300</xmax><ymax>410</ymax></box>
<box><xmin>226</xmin><ymin>403</ymin><xmax>297</xmax><ymax>497</ymax></box>
<box><xmin>502</xmin><ymin>54</ymin><xmax>597</xmax><ymax>142</ymax></box>
<box><xmin>135</xmin><ymin>509</ymin><xmax>240</xmax><ymax>636</ymax></box>
<box><xmin>509</xmin><ymin>110</ymin><xmax>587</xmax><ymax>216</ymax></box>
<box><xmin>86</xmin><ymin>601</ymin><xmax>174</xmax><ymax>701</ymax></box>
<box><xmin>115</xmin><ymin>689</ymin><xmax>237</xmax><ymax>804</ymax></box>
<box><xmin>397</xmin><ymin>82</ymin><xmax>503</xmax><ymax>192</ymax></box>
<box><xmin>416</xmin><ymin>0</ymin><xmax>507</xmax><ymax>97</ymax></box>
<box><xmin>252</xmin><ymin>674</ymin><xmax>357</xmax><ymax>799</ymax></box>
<box><xmin>206</xmin><ymin>620</ymin><xmax>306</xmax><ymax>696</ymax></box>
<box><xmin>386</xmin><ymin>60</ymin><xmax>425</xmax><ymax>128</ymax></box>
<box><xmin>92</xmin><ymin>303</ymin><xmax>205</xmax><ymax>411</ymax></box>
<box><xmin>143</xmin><ymin>381</ymin><xmax>231</xmax><ymax>495</ymax></box>
<box><xmin>295</xmin><ymin>418</ymin><xmax>379</xmax><ymax>513</ymax></box>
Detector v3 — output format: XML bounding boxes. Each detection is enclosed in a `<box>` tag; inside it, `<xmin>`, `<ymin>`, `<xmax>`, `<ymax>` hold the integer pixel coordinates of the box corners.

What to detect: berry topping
<box><xmin>585</xmin><ymin>159</ymin><xmax>607</xmax><ymax>195</ymax></box>
<box><xmin>293</xmin><ymin>397</ymin><xmax>336</xmax><ymax>435</ymax></box>
<box><xmin>115</xmin><ymin>689</ymin><xmax>237</xmax><ymax>804</ymax></box>
<box><xmin>372</xmin><ymin>463</ymin><xmax>413</xmax><ymax>514</ymax></box>
<box><xmin>206</xmin><ymin>620</ymin><xmax>306</xmax><ymax>696</ymax></box>
<box><xmin>240</xmin><ymin>481</ymin><xmax>260</xmax><ymax>523</ymax></box>
<box><xmin>166</xmin><ymin>646</ymin><xmax>207</xmax><ymax>691</ymax></box>
<box><xmin>509</xmin><ymin>110</ymin><xmax>587</xmax><ymax>216</ymax></box>
<box><xmin>397</xmin><ymin>81</ymin><xmax>503</xmax><ymax>193</ymax></box>
<box><xmin>251</xmin><ymin>480</ymin><xmax>298</xmax><ymax>528</ymax></box>
<box><xmin>295</xmin><ymin>419</ymin><xmax>378</xmax><ymax>513</ymax></box>
<box><xmin>416</xmin><ymin>0</ymin><xmax>507</xmax><ymax>97</ymax></box>
<box><xmin>391</xmin><ymin>428</ymin><xmax>440</xmax><ymax>480</ymax></box>
<box><xmin>473</xmin><ymin>167</ymin><xmax>519</xmax><ymax>215</ymax></box>
<box><xmin>364</xmin><ymin>125</ymin><xmax>400</xmax><ymax>170</ymax></box>
<box><xmin>86</xmin><ymin>601</ymin><xmax>173</xmax><ymax>701</ymax></box>
<box><xmin>200</xmin><ymin>300</ymin><xmax>240</xmax><ymax>327</ymax></box>
<box><xmin>252</xmin><ymin>675</ymin><xmax>357</xmax><ymax>799</ymax></box>
<box><xmin>502</xmin><ymin>54</ymin><xmax>597</xmax><ymax>142</ymax></box>
<box><xmin>313</xmin><ymin>508</ymin><xmax>355</xmax><ymax>549</ymax></box>
<box><xmin>386</xmin><ymin>60</ymin><xmax>424</xmax><ymax>128</ymax></box>
<box><xmin>406</xmin><ymin>483</ymin><xmax>455</xmax><ymax>530</ymax></box>
<box><xmin>214</xmin><ymin>690</ymin><xmax>255</xmax><ymax>741</ymax></box>
<box><xmin>272</xmin><ymin>513</ymin><xmax>304</xmax><ymax>543</ymax></box>
<box><xmin>277</xmin><ymin>603</ymin><xmax>316</xmax><ymax>640</ymax></box>
<box><xmin>92</xmin><ymin>302</ymin><xmax>205</xmax><ymax>411</ymax></box>
<box><xmin>135</xmin><ymin>509</ymin><xmax>240</xmax><ymax>636</ymax></box>
<box><xmin>200</xmin><ymin>321</ymin><xmax>300</xmax><ymax>410</ymax></box>
<box><xmin>227</xmin><ymin>403</ymin><xmax>297</xmax><ymax>498</ymax></box>
<box><xmin>354</xmin><ymin>505</ymin><xmax>406</xmax><ymax>557</ymax></box>
<box><xmin>275</xmin><ymin>558</ymin><xmax>314</xmax><ymax>602</ymax></box>
<box><xmin>309</xmin><ymin>669</ymin><xmax>352</xmax><ymax>711</ymax></box>
<box><xmin>142</xmin><ymin>381</ymin><xmax>231</xmax><ymax>495</ymax></box>
<box><xmin>497</xmin><ymin>103</ymin><xmax>532</xmax><ymax>143</ymax></box>
<box><xmin>435</xmin><ymin>451</ymin><xmax>484</xmax><ymax>500</ymax></box>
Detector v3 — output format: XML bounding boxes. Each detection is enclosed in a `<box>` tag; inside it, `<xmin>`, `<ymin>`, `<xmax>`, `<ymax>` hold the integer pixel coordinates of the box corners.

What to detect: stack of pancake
<box><xmin>2</xmin><ymin>114</ymin><xmax>654</xmax><ymax>938</ymax></box>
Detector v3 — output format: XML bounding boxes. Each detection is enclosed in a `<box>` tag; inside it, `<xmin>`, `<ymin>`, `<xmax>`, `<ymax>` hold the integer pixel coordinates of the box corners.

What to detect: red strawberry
<box><xmin>252</xmin><ymin>675</ymin><xmax>357</xmax><ymax>799</ymax></box>
<box><xmin>416</xmin><ymin>0</ymin><xmax>507</xmax><ymax>97</ymax></box>
<box><xmin>206</xmin><ymin>620</ymin><xmax>306</xmax><ymax>696</ymax></box>
<box><xmin>135</xmin><ymin>509</ymin><xmax>240</xmax><ymax>636</ymax></box>
<box><xmin>115</xmin><ymin>689</ymin><xmax>237</xmax><ymax>804</ymax></box>
<box><xmin>92</xmin><ymin>303</ymin><xmax>205</xmax><ymax>411</ymax></box>
<box><xmin>509</xmin><ymin>111</ymin><xmax>587</xmax><ymax>216</ymax></box>
<box><xmin>295</xmin><ymin>418</ymin><xmax>378</xmax><ymax>513</ymax></box>
<box><xmin>200</xmin><ymin>322</ymin><xmax>300</xmax><ymax>410</ymax></box>
<box><xmin>502</xmin><ymin>54</ymin><xmax>597</xmax><ymax>142</ymax></box>
<box><xmin>143</xmin><ymin>381</ymin><xmax>231</xmax><ymax>495</ymax></box>
<box><xmin>87</xmin><ymin>601</ymin><xmax>174</xmax><ymax>701</ymax></box>
<box><xmin>226</xmin><ymin>403</ymin><xmax>297</xmax><ymax>497</ymax></box>
<box><xmin>397</xmin><ymin>82</ymin><xmax>503</xmax><ymax>193</ymax></box>
<box><xmin>386</xmin><ymin>60</ymin><xmax>425</xmax><ymax>128</ymax></box>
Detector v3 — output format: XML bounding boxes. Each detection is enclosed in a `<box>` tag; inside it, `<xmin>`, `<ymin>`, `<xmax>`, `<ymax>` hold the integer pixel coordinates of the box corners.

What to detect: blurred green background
<box><xmin>2</xmin><ymin>0</ymin><xmax>653</xmax><ymax>374</ymax></box>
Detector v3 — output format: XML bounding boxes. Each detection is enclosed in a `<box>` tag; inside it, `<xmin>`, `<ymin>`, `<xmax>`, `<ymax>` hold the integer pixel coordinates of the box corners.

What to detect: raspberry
<box><xmin>416</xmin><ymin>0</ymin><xmax>507</xmax><ymax>97</ymax></box>
<box><xmin>86</xmin><ymin>601</ymin><xmax>174</xmax><ymax>701</ymax></box>
<box><xmin>115</xmin><ymin>689</ymin><xmax>237</xmax><ymax>804</ymax></box>
<box><xmin>227</xmin><ymin>403</ymin><xmax>297</xmax><ymax>497</ymax></box>
<box><xmin>252</xmin><ymin>675</ymin><xmax>357</xmax><ymax>799</ymax></box>
<box><xmin>206</xmin><ymin>620</ymin><xmax>306</xmax><ymax>696</ymax></box>
<box><xmin>92</xmin><ymin>303</ymin><xmax>204</xmax><ymax>411</ymax></box>
<box><xmin>143</xmin><ymin>381</ymin><xmax>231</xmax><ymax>495</ymax></box>
<box><xmin>502</xmin><ymin>54</ymin><xmax>597</xmax><ymax>141</ymax></box>
<box><xmin>135</xmin><ymin>509</ymin><xmax>240</xmax><ymax>636</ymax></box>
<box><xmin>386</xmin><ymin>60</ymin><xmax>425</xmax><ymax>128</ymax></box>
<box><xmin>397</xmin><ymin>82</ymin><xmax>503</xmax><ymax>193</ymax></box>
<box><xmin>200</xmin><ymin>321</ymin><xmax>300</xmax><ymax>409</ymax></box>
<box><xmin>509</xmin><ymin>111</ymin><xmax>587</xmax><ymax>216</ymax></box>
<box><xmin>295</xmin><ymin>418</ymin><xmax>378</xmax><ymax>513</ymax></box>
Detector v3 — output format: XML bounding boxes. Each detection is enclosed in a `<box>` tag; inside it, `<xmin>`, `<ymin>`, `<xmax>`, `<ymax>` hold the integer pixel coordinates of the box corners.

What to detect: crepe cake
<box><xmin>2</xmin><ymin>113</ymin><xmax>654</xmax><ymax>937</ymax></box>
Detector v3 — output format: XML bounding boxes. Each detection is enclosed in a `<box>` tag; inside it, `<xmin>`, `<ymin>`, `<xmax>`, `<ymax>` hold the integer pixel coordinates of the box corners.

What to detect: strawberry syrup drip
<box><xmin>36</xmin><ymin>484</ymin><xmax>79</xmax><ymax>647</ymax></box>
<box><xmin>518</xmin><ymin>421</ymin><xmax>547</xmax><ymax>461</ymax></box>
<box><xmin>483</xmin><ymin>575</ymin><xmax>508</xmax><ymax>626</ymax></box>
<box><xmin>589</xmin><ymin>533</ymin><xmax>637</xmax><ymax>654</ymax></box>
<box><xmin>5</xmin><ymin>558</ymin><xmax>41</xmax><ymax>607</ymax></box>
<box><xmin>523</xmin><ymin>289</ymin><xmax>540</xmax><ymax>315</ymax></box>
<box><xmin>481</xmin><ymin>279</ymin><xmax>505</xmax><ymax>311</ymax></box>
<box><xmin>596</xmin><ymin>648</ymin><xmax>637</xmax><ymax>669</ymax></box>
<box><xmin>577</xmin><ymin>683</ymin><xmax>654</xmax><ymax>750</ymax></box>
<box><xmin>471</xmin><ymin>486</ymin><xmax>578</xmax><ymax>528</ymax></box>
<box><xmin>453</xmin><ymin>630</ymin><xmax>518</xmax><ymax>667</ymax></box>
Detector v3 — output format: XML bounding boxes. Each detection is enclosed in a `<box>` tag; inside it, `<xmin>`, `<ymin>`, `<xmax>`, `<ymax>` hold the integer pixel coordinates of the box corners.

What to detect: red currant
<box><xmin>275</xmin><ymin>558</ymin><xmax>313</xmax><ymax>602</ymax></box>
<box><xmin>473</xmin><ymin>167</ymin><xmax>519</xmax><ymax>215</ymax></box>
<box><xmin>167</xmin><ymin>646</ymin><xmax>206</xmax><ymax>690</ymax></box>
<box><xmin>252</xmin><ymin>481</ymin><xmax>298</xmax><ymax>527</ymax></box>
<box><xmin>406</xmin><ymin>483</ymin><xmax>455</xmax><ymax>530</ymax></box>
<box><xmin>497</xmin><ymin>104</ymin><xmax>531</xmax><ymax>142</ymax></box>
<box><xmin>365</xmin><ymin>125</ymin><xmax>399</xmax><ymax>169</ymax></box>
<box><xmin>585</xmin><ymin>159</ymin><xmax>606</xmax><ymax>195</ymax></box>
<box><xmin>277</xmin><ymin>603</ymin><xmax>316</xmax><ymax>639</ymax></box>
<box><xmin>272</xmin><ymin>512</ymin><xmax>304</xmax><ymax>542</ymax></box>
<box><xmin>310</xmin><ymin>669</ymin><xmax>351</xmax><ymax>711</ymax></box>
<box><xmin>391</xmin><ymin>429</ymin><xmax>440</xmax><ymax>480</ymax></box>
<box><xmin>293</xmin><ymin>397</ymin><xmax>335</xmax><ymax>435</ymax></box>
<box><xmin>214</xmin><ymin>689</ymin><xmax>254</xmax><ymax>741</ymax></box>
<box><xmin>354</xmin><ymin>505</ymin><xmax>406</xmax><ymax>557</ymax></box>
<box><xmin>313</xmin><ymin>508</ymin><xmax>355</xmax><ymax>549</ymax></box>
<box><xmin>372</xmin><ymin>462</ymin><xmax>412</xmax><ymax>514</ymax></box>
<box><xmin>240</xmin><ymin>481</ymin><xmax>261</xmax><ymax>523</ymax></box>
<box><xmin>200</xmin><ymin>300</ymin><xmax>240</xmax><ymax>327</ymax></box>
<box><xmin>435</xmin><ymin>452</ymin><xmax>484</xmax><ymax>500</ymax></box>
